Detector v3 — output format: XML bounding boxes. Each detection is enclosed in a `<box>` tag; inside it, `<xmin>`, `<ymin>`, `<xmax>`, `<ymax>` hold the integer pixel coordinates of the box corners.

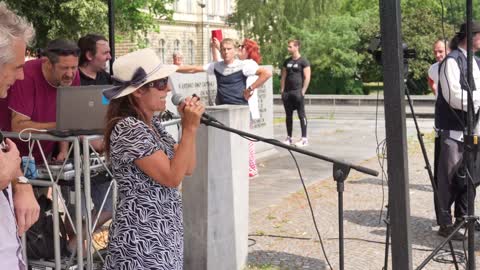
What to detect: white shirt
<box><xmin>203</xmin><ymin>59</ymin><xmax>260</xmax><ymax>117</ymax></box>
<box><xmin>428</xmin><ymin>62</ymin><xmax>440</xmax><ymax>96</ymax></box>
<box><xmin>439</xmin><ymin>47</ymin><xmax>480</xmax><ymax>137</ymax></box>
<box><xmin>203</xmin><ymin>59</ymin><xmax>258</xmax><ymax>77</ymax></box>
<box><xmin>246</xmin><ymin>75</ymin><xmax>260</xmax><ymax>119</ymax></box>
<box><xmin>0</xmin><ymin>185</ymin><xmax>25</xmax><ymax>270</ymax></box>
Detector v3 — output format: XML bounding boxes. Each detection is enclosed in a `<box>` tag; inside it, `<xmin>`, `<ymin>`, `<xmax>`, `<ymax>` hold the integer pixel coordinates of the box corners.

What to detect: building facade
<box><xmin>116</xmin><ymin>0</ymin><xmax>240</xmax><ymax>65</ymax></box>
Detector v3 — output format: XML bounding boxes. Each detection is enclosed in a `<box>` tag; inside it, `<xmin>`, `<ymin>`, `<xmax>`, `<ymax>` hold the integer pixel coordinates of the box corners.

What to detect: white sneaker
<box><xmin>283</xmin><ymin>136</ymin><xmax>293</xmax><ymax>145</ymax></box>
<box><xmin>295</xmin><ymin>138</ymin><xmax>308</xmax><ymax>147</ymax></box>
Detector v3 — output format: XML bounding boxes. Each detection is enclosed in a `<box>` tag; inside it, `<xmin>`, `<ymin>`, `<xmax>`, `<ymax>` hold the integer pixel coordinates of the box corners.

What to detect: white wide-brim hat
<box><xmin>103</xmin><ymin>48</ymin><xmax>178</xmax><ymax>100</ymax></box>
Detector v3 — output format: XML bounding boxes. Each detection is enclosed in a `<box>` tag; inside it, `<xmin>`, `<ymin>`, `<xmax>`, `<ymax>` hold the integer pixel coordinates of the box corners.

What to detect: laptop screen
<box><xmin>56</xmin><ymin>85</ymin><xmax>111</xmax><ymax>133</ymax></box>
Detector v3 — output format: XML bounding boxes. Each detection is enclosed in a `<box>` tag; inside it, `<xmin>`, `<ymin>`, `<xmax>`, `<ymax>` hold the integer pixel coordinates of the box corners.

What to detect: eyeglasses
<box><xmin>147</xmin><ymin>78</ymin><xmax>169</xmax><ymax>90</ymax></box>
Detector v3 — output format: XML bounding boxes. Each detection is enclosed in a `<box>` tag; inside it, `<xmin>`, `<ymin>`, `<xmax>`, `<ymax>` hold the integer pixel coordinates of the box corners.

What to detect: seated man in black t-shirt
<box><xmin>78</xmin><ymin>34</ymin><xmax>112</xmax><ymax>85</ymax></box>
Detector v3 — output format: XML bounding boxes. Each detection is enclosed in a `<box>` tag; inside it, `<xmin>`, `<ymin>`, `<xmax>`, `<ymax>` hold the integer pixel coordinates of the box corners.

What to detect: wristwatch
<box><xmin>16</xmin><ymin>176</ymin><xmax>30</xmax><ymax>184</ymax></box>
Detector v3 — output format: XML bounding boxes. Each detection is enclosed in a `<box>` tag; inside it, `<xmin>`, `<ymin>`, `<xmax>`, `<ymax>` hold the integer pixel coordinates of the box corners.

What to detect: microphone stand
<box><xmin>464</xmin><ymin>9</ymin><xmax>477</xmax><ymax>270</ymax></box>
<box><xmin>200</xmin><ymin>117</ymin><xmax>379</xmax><ymax>270</ymax></box>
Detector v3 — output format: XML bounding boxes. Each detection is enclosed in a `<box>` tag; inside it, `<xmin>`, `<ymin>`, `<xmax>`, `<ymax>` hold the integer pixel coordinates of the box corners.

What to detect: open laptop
<box><xmin>47</xmin><ymin>85</ymin><xmax>111</xmax><ymax>137</ymax></box>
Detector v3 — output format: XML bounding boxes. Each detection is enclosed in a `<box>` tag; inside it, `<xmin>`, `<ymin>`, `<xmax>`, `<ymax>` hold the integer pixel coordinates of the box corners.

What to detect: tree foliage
<box><xmin>233</xmin><ymin>0</ymin><xmax>479</xmax><ymax>94</ymax></box>
<box><xmin>401</xmin><ymin>0</ymin><xmax>455</xmax><ymax>93</ymax></box>
<box><xmin>294</xmin><ymin>15</ymin><xmax>365</xmax><ymax>94</ymax></box>
<box><xmin>231</xmin><ymin>0</ymin><xmax>333</xmax><ymax>68</ymax></box>
<box><xmin>4</xmin><ymin>0</ymin><xmax>174</xmax><ymax>48</ymax></box>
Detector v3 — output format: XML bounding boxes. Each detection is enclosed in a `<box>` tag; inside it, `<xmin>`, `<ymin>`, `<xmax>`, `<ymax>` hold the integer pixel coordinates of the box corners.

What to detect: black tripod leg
<box><xmin>404</xmin><ymin>84</ymin><xmax>436</xmax><ymax>189</ymax></box>
<box><xmin>382</xmin><ymin>205</ymin><xmax>390</xmax><ymax>270</ymax></box>
<box><xmin>447</xmin><ymin>240</ymin><xmax>460</xmax><ymax>270</ymax></box>
<box><xmin>405</xmin><ymin>83</ymin><xmax>459</xmax><ymax>270</ymax></box>
<box><xmin>416</xmin><ymin>220</ymin><xmax>465</xmax><ymax>270</ymax></box>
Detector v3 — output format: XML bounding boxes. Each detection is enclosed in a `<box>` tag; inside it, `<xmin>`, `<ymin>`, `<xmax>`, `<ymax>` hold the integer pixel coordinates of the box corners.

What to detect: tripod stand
<box><xmin>381</xmin><ymin>77</ymin><xmax>460</xmax><ymax>270</ymax></box>
<box><xmin>415</xmin><ymin>99</ymin><xmax>479</xmax><ymax>267</ymax></box>
<box><xmin>198</xmin><ymin>116</ymin><xmax>378</xmax><ymax>270</ymax></box>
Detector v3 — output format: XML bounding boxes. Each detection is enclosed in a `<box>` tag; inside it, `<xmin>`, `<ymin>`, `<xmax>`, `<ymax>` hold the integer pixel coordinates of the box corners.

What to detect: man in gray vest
<box><xmin>435</xmin><ymin>21</ymin><xmax>480</xmax><ymax>240</ymax></box>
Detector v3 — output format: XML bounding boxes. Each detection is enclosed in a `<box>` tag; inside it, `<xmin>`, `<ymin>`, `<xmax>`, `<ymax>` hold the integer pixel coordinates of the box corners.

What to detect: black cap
<box><xmin>457</xmin><ymin>21</ymin><xmax>480</xmax><ymax>35</ymax></box>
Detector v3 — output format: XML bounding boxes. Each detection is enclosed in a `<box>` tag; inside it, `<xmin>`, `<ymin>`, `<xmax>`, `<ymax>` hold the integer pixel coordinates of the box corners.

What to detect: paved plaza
<box><xmin>247</xmin><ymin>117</ymin><xmax>480</xmax><ymax>269</ymax></box>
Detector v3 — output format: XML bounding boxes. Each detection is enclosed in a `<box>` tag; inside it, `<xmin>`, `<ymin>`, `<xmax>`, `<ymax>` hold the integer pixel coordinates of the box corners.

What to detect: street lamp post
<box><xmin>198</xmin><ymin>1</ymin><xmax>206</xmax><ymax>63</ymax></box>
<box><xmin>108</xmin><ymin>0</ymin><xmax>115</xmax><ymax>74</ymax></box>
<box><xmin>197</xmin><ymin>1</ymin><xmax>213</xmax><ymax>105</ymax></box>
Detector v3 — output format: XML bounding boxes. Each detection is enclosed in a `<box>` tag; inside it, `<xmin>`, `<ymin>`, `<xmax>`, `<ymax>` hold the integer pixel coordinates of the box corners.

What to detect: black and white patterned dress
<box><xmin>103</xmin><ymin>116</ymin><xmax>182</xmax><ymax>270</ymax></box>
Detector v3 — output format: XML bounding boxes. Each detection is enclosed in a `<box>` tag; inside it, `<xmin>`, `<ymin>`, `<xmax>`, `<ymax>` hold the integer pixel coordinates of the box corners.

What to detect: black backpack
<box><xmin>26</xmin><ymin>195</ymin><xmax>71</xmax><ymax>260</ymax></box>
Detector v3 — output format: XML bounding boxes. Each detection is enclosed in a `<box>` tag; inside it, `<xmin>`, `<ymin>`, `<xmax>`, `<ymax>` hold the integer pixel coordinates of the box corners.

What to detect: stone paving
<box><xmin>247</xmin><ymin>118</ymin><xmax>480</xmax><ymax>270</ymax></box>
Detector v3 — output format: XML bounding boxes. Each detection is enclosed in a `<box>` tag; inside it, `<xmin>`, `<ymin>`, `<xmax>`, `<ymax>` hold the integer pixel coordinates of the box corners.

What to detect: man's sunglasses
<box><xmin>147</xmin><ymin>78</ymin><xmax>169</xmax><ymax>90</ymax></box>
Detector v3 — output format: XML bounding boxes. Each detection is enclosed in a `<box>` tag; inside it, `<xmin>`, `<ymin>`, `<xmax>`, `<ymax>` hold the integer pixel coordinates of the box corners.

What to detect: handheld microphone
<box><xmin>171</xmin><ymin>93</ymin><xmax>220</xmax><ymax>123</ymax></box>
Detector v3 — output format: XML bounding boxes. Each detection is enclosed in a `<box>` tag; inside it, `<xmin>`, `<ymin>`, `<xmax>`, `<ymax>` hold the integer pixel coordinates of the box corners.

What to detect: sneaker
<box><xmin>249</xmin><ymin>172</ymin><xmax>259</xmax><ymax>179</ymax></box>
<box><xmin>437</xmin><ymin>225</ymin><xmax>466</xmax><ymax>241</ymax></box>
<box><xmin>283</xmin><ymin>137</ymin><xmax>293</xmax><ymax>145</ymax></box>
<box><xmin>295</xmin><ymin>138</ymin><xmax>308</xmax><ymax>147</ymax></box>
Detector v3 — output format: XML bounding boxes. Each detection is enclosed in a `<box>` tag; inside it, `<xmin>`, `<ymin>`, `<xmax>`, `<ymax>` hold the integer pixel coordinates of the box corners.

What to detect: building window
<box><xmin>216</xmin><ymin>0</ymin><xmax>222</xmax><ymax>16</ymax></box>
<box><xmin>159</xmin><ymin>39</ymin><xmax>166</xmax><ymax>63</ymax></box>
<box><xmin>188</xmin><ymin>40</ymin><xmax>194</xmax><ymax>64</ymax></box>
<box><xmin>226</xmin><ymin>0</ymin><xmax>231</xmax><ymax>14</ymax></box>
<box><xmin>174</xmin><ymin>0</ymin><xmax>179</xmax><ymax>11</ymax></box>
<box><xmin>187</xmin><ymin>0</ymin><xmax>192</xmax><ymax>13</ymax></box>
<box><xmin>208</xmin><ymin>0</ymin><xmax>214</xmax><ymax>15</ymax></box>
<box><xmin>174</xmin><ymin>39</ymin><xmax>180</xmax><ymax>53</ymax></box>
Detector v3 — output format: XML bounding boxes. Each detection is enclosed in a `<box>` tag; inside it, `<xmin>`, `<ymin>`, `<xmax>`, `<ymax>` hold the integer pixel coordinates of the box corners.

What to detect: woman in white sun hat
<box><xmin>102</xmin><ymin>48</ymin><xmax>204</xmax><ymax>269</ymax></box>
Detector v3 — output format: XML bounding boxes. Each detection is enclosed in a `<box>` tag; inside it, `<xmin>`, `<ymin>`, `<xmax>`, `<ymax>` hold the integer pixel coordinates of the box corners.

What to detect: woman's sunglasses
<box><xmin>147</xmin><ymin>78</ymin><xmax>169</xmax><ymax>90</ymax></box>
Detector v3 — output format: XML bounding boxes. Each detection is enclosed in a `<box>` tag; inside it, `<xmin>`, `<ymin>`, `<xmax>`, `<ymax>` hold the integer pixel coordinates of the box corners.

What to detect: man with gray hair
<box><xmin>173</xmin><ymin>51</ymin><xmax>183</xmax><ymax>65</ymax></box>
<box><xmin>0</xmin><ymin>2</ymin><xmax>40</xmax><ymax>269</ymax></box>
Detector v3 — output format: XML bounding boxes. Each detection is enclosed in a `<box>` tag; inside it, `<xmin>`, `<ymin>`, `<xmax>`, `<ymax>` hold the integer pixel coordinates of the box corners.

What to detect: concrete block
<box><xmin>183</xmin><ymin>105</ymin><xmax>250</xmax><ymax>270</ymax></box>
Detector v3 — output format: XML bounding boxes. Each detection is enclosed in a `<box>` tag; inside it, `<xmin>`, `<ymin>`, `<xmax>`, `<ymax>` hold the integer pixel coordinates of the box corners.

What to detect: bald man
<box><xmin>428</xmin><ymin>39</ymin><xmax>449</xmax><ymax>96</ymax></box>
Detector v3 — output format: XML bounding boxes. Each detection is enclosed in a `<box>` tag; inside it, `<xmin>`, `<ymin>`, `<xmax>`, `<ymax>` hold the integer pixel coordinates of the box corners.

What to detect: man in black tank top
<box><xmin>280</xmin><ymin>39</ymin><xmax>311</xmax><ymax>147</ymax></box>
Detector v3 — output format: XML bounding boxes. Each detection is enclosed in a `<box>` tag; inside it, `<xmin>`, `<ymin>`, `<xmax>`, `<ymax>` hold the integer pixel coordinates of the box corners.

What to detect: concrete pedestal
<box><xmin>183</xmin><ymin>105</ymin><xmax>250</xmax><ymax>270</ymax></box>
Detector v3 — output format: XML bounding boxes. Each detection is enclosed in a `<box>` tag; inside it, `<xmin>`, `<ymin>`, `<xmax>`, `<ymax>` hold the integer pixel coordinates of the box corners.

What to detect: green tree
<box><xmin>341</xmin><ymin>0</ymin><xmax>382</xmax><ymax>84</ymax></box>
<box><xmin>4</xmin><ymin>0</ymin><xmax>174</xmax><ymax>48</ymax></box>
<box><xmin>231</xmin><ymin>0</ymin><xmax>334</xmax><ymax>68</ymax></box>
<box><xmin>234</xmin><ymin>0</ymin><xmax>475</xmax><ymax>95</ymax></box>
<box><xmin>294</xmin><ymin>14</ymin><xmax>365</xmax><ymax>94</ymax></box>
<box><xmin>401</xmin><ymin>0</ymin><xmax>455</xmax><ymax>93</ymax></box>
<box><xmin>342</xmin><ymin>0</ymin><xmax>458</xmax><ymax>94</ymax></box>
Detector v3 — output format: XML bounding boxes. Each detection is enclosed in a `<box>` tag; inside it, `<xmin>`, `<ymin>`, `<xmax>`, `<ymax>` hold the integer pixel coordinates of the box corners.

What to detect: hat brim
<box><xmin>113</xmin><ymin>64</ymin><xmax>178</xmax><ymax>99</ymax></box>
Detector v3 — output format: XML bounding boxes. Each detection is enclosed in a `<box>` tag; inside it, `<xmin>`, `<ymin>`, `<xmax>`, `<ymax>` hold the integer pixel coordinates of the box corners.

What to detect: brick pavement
<box><xmin>247</xmin><ymin>126</ymin><xmax>480</xmax><ymax>270</ymax></box>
